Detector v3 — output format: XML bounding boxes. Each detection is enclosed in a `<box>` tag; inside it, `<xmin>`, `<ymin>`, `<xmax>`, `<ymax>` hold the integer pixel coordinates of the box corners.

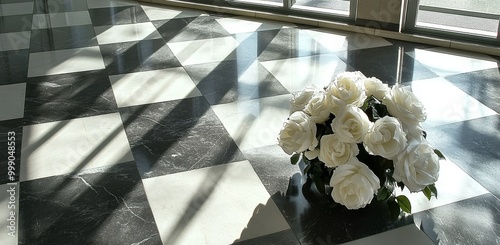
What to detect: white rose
<box><xmin>326</xmin><ymin>72</ymin><xmax>367</xmax><ymax>115</ymax></box>
<box><xmin>278</xmin><ymin>111</ymin><xmax>319</xmax><ymax>155</ymax></box>
<box><xmin>402</xmin><ymin>122</ymin><xmax>425</xmax><ymax>142</ymax></box>
<box><xmin>304</xmin><ymin>90</ymin><xmax>331</xmax><ymax>123</ymax></box>
<box><xmin>304</xmin><ymin>149</ymin><xmax>320</xmax><ymax>160</ymax></box>
<box><xmin>363</xmin><ymin>116</ymin><xmax>407</xmax><ymax>159</ymax></box>
<box><xmin>383</xmin><ymin>85</ymin><xmax>426</xmax><ymax>125</ymax></box>
<box><xmin>318</xmin><ymin>134</ymin><xmax>359</xmax><ymax>168</ymax></box>
<box><xmin>290</xmin><ymin>86</ymin><xmax>315</xmax><ymax>114</ymax></box>
<box><xmin>331</xmin><ymin>105</ymin><xmax>371</xmax><ymax>143</ymax></box>
<box><xmin>330</xmin><ymin>158</ymin><xmax>380</xmax><ymax>210</ymax></box>
<box><xmin>393</xmin><ymin>140</ymin><xmax>440</xmax><ymax>192</ymax></box>
<box><xmin>364</xmin><ymin>77</ymin><xmax>388</xmax><ymax>100</ymax></box>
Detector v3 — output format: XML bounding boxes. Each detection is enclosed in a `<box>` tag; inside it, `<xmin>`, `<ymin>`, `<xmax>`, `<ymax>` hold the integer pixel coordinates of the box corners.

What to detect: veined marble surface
<box><xmin>0</xmin><ymin>0</ymin><xmax>499</xmax><ymax>244</ymax></box>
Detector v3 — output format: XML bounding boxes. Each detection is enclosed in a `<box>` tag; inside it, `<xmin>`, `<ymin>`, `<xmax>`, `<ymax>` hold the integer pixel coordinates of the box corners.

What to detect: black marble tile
<box><xmin>337</xmin><ymin>46</ymin><xmax>439</xmax><ymax>86</ymax></box>
<box><xmin>19</xmin><ymin>161</ymin><xmax>162</xmax><ymax>244</ymax></box>
<box><xmin>33</xmin><ymin>0</ymin><xmax>88</xmax><ymax>14</ymax></box>
<box><xmin>153</xmin><ymin>15</ymin><xmax>230</xmax><ymax>43</ymax></box>
<box><xmin>24</xmin><ymin>70</ymin><xmax>118</xmax><ymax>125</ymax></box>
<box><xmin>119</xmin><ymin>96</ymin><xmax>246</xmax><ymax>179</ymax></box>
<box><xmin>244</xmin><ymin>145</ymin><xmax>413</xmax><ymax>244</ymax></box>
<box><xmin>184</xmin><ymin>59</ymin><xmax>289</xmax><ymax>105</ymax></box>
<box><xmin>100</xmin><ymin>38</ymin><xmax>181</xmax><ymax>75</ymax></box>
<box><xmin>445</xmin><ymin>68</ymin><xmax>500</xmax><ymax>113</ymax></box>
<box><xmin>0</xmin><ymin>49</ymin><xmax>29</xmax><ymax>85</ymax></box>
<box><xmin>230</xmin><ymin>29</ymin><xmax>279</xmax><ymax>61</ymax></box>
<box><xmin>425</xmin><ymin>115</ymin><xmax>500</xmax><ymax>198</ymax></box>
<box><xmin>29</xmin><ymin>25</ymin><xmax>98</xmax><ymax>52</ymax></box>
<box><xmin>0</xmin><ymin>119</ymin><xmax>23</xmax><ymax>185</ymax></box>
<box><xmin>88</xmin><ymin>5</ymin><xmax>150</xmax><ymax>26</ymax></box>
<box><xmin>243</xmin><ymin>144</ymin><xmax>302</xmax><ymax>196</ymax></box>
<box><xmin>152</xmin><ymin>17</ymin><xmax>198</xmax><ymax>43</ymax></box>
<box><xmin>233</xmin><ymin>229</ymin><xmax>300</xmax><ymax>245</ymax></box>
<box><xmin>0</xmin><ymin>15</ymin><xmax>31</xmax><ymax>33</ymax></box>
<box><xmin>414</xmin><ymin>193</ymin><xmax>500</xmax><ymax>245</ymax></box>
<box><xmin>236</xmin><ymin>28</ymin><xmax>332</xmax><ymax>62</ymax></box>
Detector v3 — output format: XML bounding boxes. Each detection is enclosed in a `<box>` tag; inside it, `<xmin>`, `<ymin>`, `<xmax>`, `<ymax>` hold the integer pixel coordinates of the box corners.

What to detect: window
<box><xmin>405</xmin><ymin>0</ymin><xmax>500</xmax><ymax>44</ymax></box>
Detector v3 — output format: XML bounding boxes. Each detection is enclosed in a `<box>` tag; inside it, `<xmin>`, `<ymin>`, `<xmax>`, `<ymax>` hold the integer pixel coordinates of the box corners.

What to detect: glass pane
<box><xmin>416</xmin><ymin>0</ymin><xmax>500</xmax><ymax>37</ymax></box>
<box><xmin>420</xmin><ymin>0</ymin><xmax>499</xmax><ymax>14</ymax></box>
<box><xmin>291</xmin><ymin>0</ymin><xmax>350</xmax><ymax>16</ymax></box>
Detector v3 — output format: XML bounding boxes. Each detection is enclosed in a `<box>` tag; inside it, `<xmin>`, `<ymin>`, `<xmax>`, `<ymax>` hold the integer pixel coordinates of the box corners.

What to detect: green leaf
<box><xmin>428</xmin><ymin>184</ymin><xmax>438</xmax><ymax>199</ymax></box>
<box><xmin>313</xmin><ymin>175</ymin><xmax>326</xmax><ymax>194</ymax></box>
<box><xmin>361</xmin><ymin>96</ymin><xmax>373</xmax><ymax>111</ymax></box>
<box><xmin>422</xmin><ymin>184</ymin><xmax>438</xmax><ymax>200</ymax></box>
<box><xmin>377</xmin><ymin>187</ymin><xmax>391</xmax><ymax>201</ymax></box>
<box><xmin>387</xmin><ymin>199</ymin><xmax>401</xmax><ymax>220</ymax></box>
<box><xmin>290</xmin><ymin>153</ymin><xmax>301</xmax><ymax>165</ymax></box>
<box><xmin>433</xmin><ymin>149</ymin><xmax>446</xmax><ymax>160</ymax></box>
<box><xmin>422</xmin><ymin>186</ymin><xmax>432</xmax><ymax>201</ymax></box>
<box><xmin>396</xmin><ymin>195</ymin><xmax>412</xmax><ymax>213</ymax></box>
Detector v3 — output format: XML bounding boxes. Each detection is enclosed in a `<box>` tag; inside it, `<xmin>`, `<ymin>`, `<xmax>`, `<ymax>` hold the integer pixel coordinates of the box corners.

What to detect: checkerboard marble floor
<box><xmin>1</xmin><ymin>0</ymin><xmax>499</xmax><ymax>244</ymax></box>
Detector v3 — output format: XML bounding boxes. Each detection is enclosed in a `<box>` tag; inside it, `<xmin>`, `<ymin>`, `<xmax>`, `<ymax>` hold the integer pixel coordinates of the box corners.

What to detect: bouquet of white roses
<box><xmin>278</xmin><ymin>71</ymin><xmax>444</xmax><ymax>217</ymax></box>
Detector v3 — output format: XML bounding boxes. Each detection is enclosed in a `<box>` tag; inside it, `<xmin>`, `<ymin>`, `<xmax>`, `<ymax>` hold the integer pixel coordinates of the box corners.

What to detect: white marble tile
<box><xmin>20</xmin><ymin>113</ymin><xmax>134</xmax><ymax>181</ymax></box>
<box><xmin>260</xmin><ymin>54</ymin><xmax>348</xmax><ymax>92</ymax></box>
<box><xmin>303</xmin><ymin>28</ymin><xmax>392</xmax><ymax>52</ymax></box>
<box><xmin>95</xmin><ymin>22</ymin><xmax>161</xmax><ymax>45</ymax></box>
<box><xmin>142</xmin><ymin>161</ymin><xmax>290</xmax><ymax>245</ymax></box>
<box><xmin>0</xmin><ymin>83</ymin><xmax>26</xmax><ymax>121</ymax></box>
<box><xmin>0</xmin><ymin>31</ymin><xmax>30</xmax><ymax>51</ymax></box>
<box><xmin>396</xmin><ymin>159</ymin><xmax>489</xmax><ymax>214</ymax></box>
<box><xmin>407</xmin><ymin>48</ymin><xmax>499</xmax><ymax>77</ymax></box>
<box><xmin>32</xmin><ymin>11</ymin><xmax>92</xmax><ymax>29</ymax></box>
<box><xmin>341</xmin><ymin>224</ymin><xmax>433</xmax><ymax>245</ymax></box>
<box><xmin>87</xmin><ymin>0</ymin><xmax>138</xmax><ymax>9</ymax></box>
<box><xmin>0</xmin><ymin>183</ymin><xmax>19</xmax><ymax>244</ymax></box>
<box><xmin>27</xmin><ymin>46</ymin><xmax>105</xmax><ymax>77</ymax></box>
<box><xmin>109</xmin><ymin>67</ymin><xmax>202</xmax><ymax>107</ymax></box>
<box><xmin>0</xmin><ymin>2</ymin><xmax>33</xmax><ymax>16</ymax></box>
<box><xmin>167</xmin><ymin>36</ymin><xmax>240</xmax><ymax>66</ymax></box>
<box><xmin>216</xmin><ymin>18</ymin><xmax>265</xmax><ymax>35</ymax></box>
<box><xmin>216</xmin><ymin>16</ymin><xmax>295</xmax><ymax>34</ymax></box>
<box><xmin>410</xmin><ymin>77</ymin><xmax>497</xmax><ymax>129</ymax></box>
<box><xmin>141</xmin><ymin>4</ymin><xmax>207</xmax><ymax>21</ymax></box>
<box><xmin>211</xmin><ymin>94</ymin><xmax>292</xmax><ymax>150</ymax></box>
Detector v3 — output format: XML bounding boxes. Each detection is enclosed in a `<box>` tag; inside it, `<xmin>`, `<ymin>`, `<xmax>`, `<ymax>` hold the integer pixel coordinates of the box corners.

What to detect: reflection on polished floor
<box><xmin>0</xmin><ymin>0</ymin><xmax>499</xmax><ymax>244</ymax></box>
